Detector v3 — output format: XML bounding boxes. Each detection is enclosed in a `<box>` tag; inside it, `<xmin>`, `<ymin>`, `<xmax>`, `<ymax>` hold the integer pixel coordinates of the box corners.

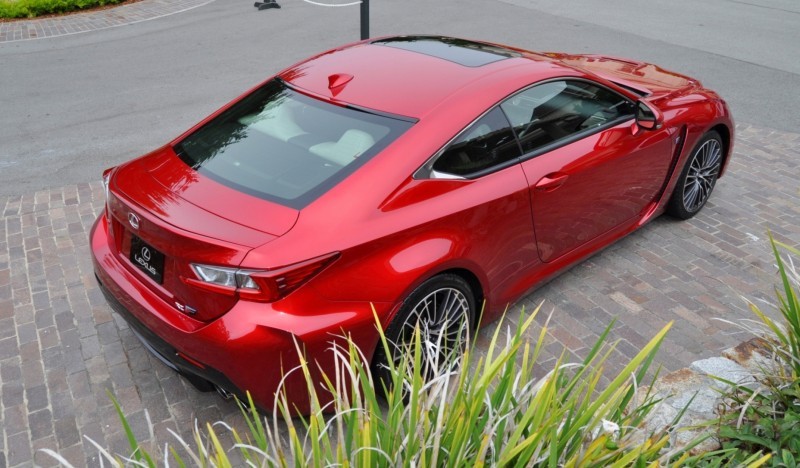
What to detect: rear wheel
<box><xmin>666</xmin><ymin>130</ymin><xmax>723</xmax><ymax>219</ymax></box>
<box><xmin>372</xmin><ymin>274</ymin><xmax>475</xmax><ymax>395</ymax></box>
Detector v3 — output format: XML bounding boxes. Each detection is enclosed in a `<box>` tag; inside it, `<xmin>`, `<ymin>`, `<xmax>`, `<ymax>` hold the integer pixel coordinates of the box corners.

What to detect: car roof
<box><xmin>279</xmin><ymin>36</ymin><xmax>580</xmax><ymax>119</ymax></box>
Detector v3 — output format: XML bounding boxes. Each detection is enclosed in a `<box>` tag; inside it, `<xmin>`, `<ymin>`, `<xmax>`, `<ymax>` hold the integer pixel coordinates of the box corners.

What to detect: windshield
<box><xmin>175</xmin><ymin>79</ymin><xmax>414</xmax><ymax>208</ymax></box>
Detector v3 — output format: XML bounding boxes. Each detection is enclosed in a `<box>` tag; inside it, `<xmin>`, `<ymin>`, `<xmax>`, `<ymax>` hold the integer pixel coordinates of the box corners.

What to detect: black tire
<box><xmin>372</xmin><ymin>274</ymin><xmax>475</xmax><ymax>396</ymax></box>
<box><xmin>666</xmin><ymin>130</ymin><xmax>724</xmax><ymax>220</ymax></box>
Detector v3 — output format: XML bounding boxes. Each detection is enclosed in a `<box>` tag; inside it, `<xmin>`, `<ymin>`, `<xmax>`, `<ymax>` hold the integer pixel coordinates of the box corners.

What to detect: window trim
<box><xmin>415</xmin><ymin>77</ymin><xmax>637</xmax><ymax>181</ymax></box>
<box><xmin>413</xmin><ymin>106</ymin><xmax>523</xmax><ymax>180</ymax></box>
<box><xmin>516</xmin><ymin>114</ymin><xmax>634</xmax><ymax>162</ymax></box>
<box><xmin>501</xmin><ymin>77</ymin><xmax>637</xmax><ymax>163</ymax></box>
<box><xmin>281</xmin><ymin>79</ymin><xmax>419</xmax><ymax>124</ymax></box>
<box><xmin>175</xmin><ymin>79</ymin><xmax>415</xmax><ymax>209</ymax></box>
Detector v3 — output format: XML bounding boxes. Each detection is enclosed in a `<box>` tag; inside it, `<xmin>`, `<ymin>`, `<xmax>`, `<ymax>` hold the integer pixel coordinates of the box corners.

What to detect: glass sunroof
<box><xmin>373</xmin><ymin>36</ymin><xmax>517</xmax><ymax>67</ymax></box>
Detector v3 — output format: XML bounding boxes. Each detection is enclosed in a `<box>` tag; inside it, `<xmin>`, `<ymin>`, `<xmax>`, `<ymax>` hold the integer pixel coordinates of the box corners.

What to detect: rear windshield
<box><xmin>175</xmin><ymin>79</ymin><xmax>414</xmax><ymax>209</ymax></box>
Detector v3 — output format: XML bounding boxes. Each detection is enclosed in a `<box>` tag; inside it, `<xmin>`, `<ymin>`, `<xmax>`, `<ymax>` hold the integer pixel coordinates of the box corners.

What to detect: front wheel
<box><xmin>371</xmin><ymin>274</ymin><xmax>475</xmax><ymax>395</ymax></box>
<box><xmin>666</xmin><ymin>130</ymin><xmax>724</xmax><ymax>220</ymax></box>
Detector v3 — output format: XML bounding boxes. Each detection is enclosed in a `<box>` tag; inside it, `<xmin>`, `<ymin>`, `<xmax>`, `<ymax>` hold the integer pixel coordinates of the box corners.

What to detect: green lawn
<box><xmin>0</xmin><ymin>0</ymin><xmax>125</xmax><ymax>19</ymax></box>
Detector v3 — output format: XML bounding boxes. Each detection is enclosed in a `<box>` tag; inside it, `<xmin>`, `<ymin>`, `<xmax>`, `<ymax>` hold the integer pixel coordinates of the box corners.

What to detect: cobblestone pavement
<box><xmin>0</xmin><ymin>123</ymin><xmax>798</xmax><ymax>465</ymax></box>
<box><xmin>0</xmin><ymin>0</ymin><xmax>214</xmax><ymax>43</ymax></box>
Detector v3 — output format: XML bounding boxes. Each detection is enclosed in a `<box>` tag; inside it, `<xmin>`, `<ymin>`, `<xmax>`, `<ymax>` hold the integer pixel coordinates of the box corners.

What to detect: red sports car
<box><xmin>91</xmin><ymin>36</ymin><xmax>733</xmax><ymax>411</ymax></box>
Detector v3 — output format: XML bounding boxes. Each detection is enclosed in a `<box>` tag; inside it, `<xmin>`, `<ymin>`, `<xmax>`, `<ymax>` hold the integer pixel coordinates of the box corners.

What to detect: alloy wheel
<box><xmin>682</xmin><ymin>138</ymin><xmax>722</xmax><ymax>213</ymax></box>
<box><xmin>396</xmin><ymin>287</ymin><xmax>471</xmax><ymax>374</ymax></box>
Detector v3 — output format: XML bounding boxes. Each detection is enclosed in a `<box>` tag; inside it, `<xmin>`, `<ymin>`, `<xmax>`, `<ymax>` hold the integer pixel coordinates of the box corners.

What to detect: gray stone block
<box><xmin>690</xmin><ymin>357</ymin><xmax>755</xmax><ymax>389</ymax></box>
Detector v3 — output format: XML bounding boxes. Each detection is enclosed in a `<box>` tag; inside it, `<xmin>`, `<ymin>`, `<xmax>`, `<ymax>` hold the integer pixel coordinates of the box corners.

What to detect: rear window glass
<box><xmin>175</xmin><ymin>80</ymin><xmax>413</xmax><ymax>209</ymax></box>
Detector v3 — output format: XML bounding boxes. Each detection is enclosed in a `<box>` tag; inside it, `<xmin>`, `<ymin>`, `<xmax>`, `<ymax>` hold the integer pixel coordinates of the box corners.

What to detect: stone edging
<box><xmin>0</xmin><ymin>0</ymin><xmax>215</xmax><ymax>43</ymax></box>
<box><xmin>639</xmin><ymin>338</ymin><xmax>774</xmax><ymax>454</ymax></box>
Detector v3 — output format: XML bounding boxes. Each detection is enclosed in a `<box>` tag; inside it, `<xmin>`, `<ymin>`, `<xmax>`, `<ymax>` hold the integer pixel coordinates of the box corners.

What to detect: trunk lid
<box><xmin>143</xmin><ymin>147</ymin><xmax>299</xmax><ymax>238</ymax></box>
<box><xmin>107</xmin><ymin>147</ymin><xmax>299</xmax><ymax>322</ymax></box>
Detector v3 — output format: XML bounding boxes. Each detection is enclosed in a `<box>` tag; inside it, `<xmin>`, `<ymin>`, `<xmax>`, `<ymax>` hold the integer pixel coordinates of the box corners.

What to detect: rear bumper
<box><xmin>90</xmin><ymin>214</ymin><xmax>386</xmax><ymax>412</ymax></box>
<box><xmin>95</xmin><ymin>273</ymin><xmax>237</xmax><ymax>394</ymax></box>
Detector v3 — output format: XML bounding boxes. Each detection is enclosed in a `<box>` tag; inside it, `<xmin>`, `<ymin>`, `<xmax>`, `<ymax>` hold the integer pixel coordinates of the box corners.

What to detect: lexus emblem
<box><xmin>128</xmin><ymin>212</ymin><xmax>140</xmax><ymax>230</ymax></box>
<box><xmin>141</xmin><ymin>247</ymin><xmax>151</xmax><ymax>261</ymax></box>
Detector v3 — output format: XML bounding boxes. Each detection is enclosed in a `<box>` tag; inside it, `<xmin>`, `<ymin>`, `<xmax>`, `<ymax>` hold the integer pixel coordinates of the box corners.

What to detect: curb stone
<box><xmin>639</xmin><ymin>338</ymin><xmax>776</xmax><ymax>455</ymax></box>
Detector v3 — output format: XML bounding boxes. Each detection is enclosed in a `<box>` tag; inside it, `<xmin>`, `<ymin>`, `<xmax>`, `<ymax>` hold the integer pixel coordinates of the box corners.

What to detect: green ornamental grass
<box><xmin>43</xmin><ymin>304</ymin><xmax>730</xmax><ymax>467</ymax></box>
<box><xmin>0</xmin><ymin>0</ymin><xmax>125</xmax><ymax>20</ymax></box>
<box><xmin>43</xmin><ymin>238</ymin><xmax>799</xmax><ymax>467</ymax></box>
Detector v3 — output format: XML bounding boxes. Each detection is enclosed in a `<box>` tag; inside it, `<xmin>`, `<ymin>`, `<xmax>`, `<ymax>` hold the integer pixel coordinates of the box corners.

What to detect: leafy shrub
<box><xmin>712</xmin><ymin>236</ymin><xmax>800</xmax><ymax>466</ymax></box>
<box><xmin>0</xmin><ymin>0</ymin><xmax>125</xmax><ymax>20</ymax></box>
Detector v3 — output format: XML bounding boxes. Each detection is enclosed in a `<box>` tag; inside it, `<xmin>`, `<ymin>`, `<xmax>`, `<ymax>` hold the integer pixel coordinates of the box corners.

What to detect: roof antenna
<box><xmin>328</xmin><ymin>73</ymin><xmax>354</xmax><ymax>97</ymax></box>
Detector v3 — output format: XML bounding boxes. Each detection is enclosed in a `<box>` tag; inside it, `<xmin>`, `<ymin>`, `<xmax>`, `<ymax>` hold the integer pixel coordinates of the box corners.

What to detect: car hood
<box><xmin>551</xmin><ymin>53</ymin><xmax>699</xmax><ymax>100</ymax></box>
<box><xmin>114</xmin><ymin>146</ymin><xmax>299</xmax><ymax>248</ymax></box>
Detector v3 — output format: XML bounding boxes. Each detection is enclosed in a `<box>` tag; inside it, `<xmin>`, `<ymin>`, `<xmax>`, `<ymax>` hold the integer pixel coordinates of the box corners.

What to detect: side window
<box><xmin>432</xmin><ymin>108</ymin><xmax>521</xmax><ymax>177</ymax></box>
<box><xmin>500</xmin><ymin>80</ymin><xmax>635</xmax><ymax>154</ymax></box>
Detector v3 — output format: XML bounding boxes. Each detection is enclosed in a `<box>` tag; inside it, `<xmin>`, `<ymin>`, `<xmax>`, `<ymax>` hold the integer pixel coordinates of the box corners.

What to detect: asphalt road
<box><xmin>1</xmin><ymin>0</ymin><xmax>798</xmax><ymax>197</ymax></box>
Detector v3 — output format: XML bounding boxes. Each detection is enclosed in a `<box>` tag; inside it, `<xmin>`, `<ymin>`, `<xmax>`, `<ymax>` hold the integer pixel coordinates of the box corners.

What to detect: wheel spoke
<box><xmin>398</xmin><ymin>287</ymin><xmax>471</xmax><ymax>377</ymax></box>
<box><xmin>443</xmin><ymin>290</ymin><xmax>460</xmax><ymax>321</ymax></box>
<box><xmin>684</xmin><ymin>183</ymin><xmax>699</xmax><ymax>210</ymax></box>
<box><xmin>682</xmin><ymin>138</ymin><xmax>722</xmax><ymax>213</ymax></box>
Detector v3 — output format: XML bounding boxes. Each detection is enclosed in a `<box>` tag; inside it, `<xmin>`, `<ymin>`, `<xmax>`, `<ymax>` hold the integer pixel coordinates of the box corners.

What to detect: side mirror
<box><xmin>635</xmin><ymin>100</ymin><xmax>664</xmax><ymax>130</ymax></box>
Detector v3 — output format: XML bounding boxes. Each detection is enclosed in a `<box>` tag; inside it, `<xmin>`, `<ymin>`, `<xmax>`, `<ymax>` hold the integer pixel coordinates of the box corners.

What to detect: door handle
<box><xmin>534</xmin><ymin>172</ymin><xmax>569</xmax><ymax>191</ymax></box>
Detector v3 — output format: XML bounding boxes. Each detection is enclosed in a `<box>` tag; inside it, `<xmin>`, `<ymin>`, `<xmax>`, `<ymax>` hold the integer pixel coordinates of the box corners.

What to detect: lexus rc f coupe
<box><xmin>91</xmin><ymin>36</ymin><xmax>733</xmax><ymax>412</ymax></box>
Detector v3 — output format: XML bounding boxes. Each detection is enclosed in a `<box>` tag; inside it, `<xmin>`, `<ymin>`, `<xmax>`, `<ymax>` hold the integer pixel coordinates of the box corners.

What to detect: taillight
<box><xmin>102</xmin><ymin>167</ymin><xmax>115</xmax><ymax>234</ymax></box>
<box><xmin>184</xmin><ymin>252</ymin><xmax>340</xmax><ymax>302</ymax></box>
<box><xmin>102</xmin><ymin>168</ymin><xmax>113</xmax><ymax>205</ymax></box>
<box><xmin>191</xmin><ymin>264</ymin><xmax>250</xmax><ymax>289</ymax></box>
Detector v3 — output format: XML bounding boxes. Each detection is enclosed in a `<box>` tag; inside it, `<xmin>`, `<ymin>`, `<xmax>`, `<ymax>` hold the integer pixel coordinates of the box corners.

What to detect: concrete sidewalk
<box><xmin>1</xmin><ymin>123</ymin><xmax>798</xmax><ymax>465</ymax></box>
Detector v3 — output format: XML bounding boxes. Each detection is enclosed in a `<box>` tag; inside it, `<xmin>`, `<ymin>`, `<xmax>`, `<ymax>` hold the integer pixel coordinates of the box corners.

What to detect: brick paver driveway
<box><xmin>0</xmin><ymin>123</ymin><xmax>797</xmax><ymax>465</ymax></box>
<box><xmin>0</xmin><ymin>0</ymin><xmax>214</xmax><ymax>43</ymax></box>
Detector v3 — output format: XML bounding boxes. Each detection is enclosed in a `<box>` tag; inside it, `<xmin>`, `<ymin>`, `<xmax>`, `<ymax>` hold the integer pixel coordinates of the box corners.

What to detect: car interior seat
<box><xmin>309</xmin><ymin>129</ymin><xmax>376</xmax><ymax>166</ymax></box>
